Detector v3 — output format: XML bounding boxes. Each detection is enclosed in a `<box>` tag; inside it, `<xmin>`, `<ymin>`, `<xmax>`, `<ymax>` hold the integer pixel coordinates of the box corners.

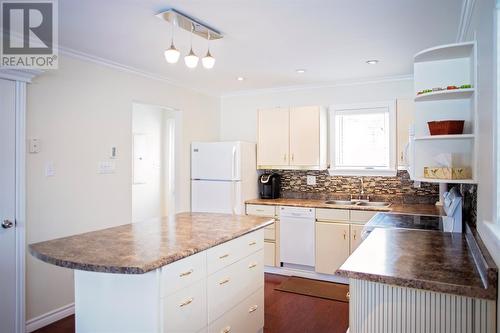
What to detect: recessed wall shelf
<box><xmin>414</xmin><ymin>88</ymin><xmax>474</xmax><ymax>102</ymax></box>
<box><xmin>414</xmin><ymin>134</ymin><xmax>475</xmax><ymax>141</ymax></box>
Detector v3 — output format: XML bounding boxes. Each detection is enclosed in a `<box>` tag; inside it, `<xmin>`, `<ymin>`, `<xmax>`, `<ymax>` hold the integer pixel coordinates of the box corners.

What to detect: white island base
<box><xmin>75</xmin><ymin>229</ymin><xmax>265</xmax><ymax>333</ymax></box>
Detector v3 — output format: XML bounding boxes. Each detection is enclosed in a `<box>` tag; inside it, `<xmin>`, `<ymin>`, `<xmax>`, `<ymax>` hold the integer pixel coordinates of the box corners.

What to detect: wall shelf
<box><xmin>414</xmin><ymin>177</ymin><xmax>477</xmax><ymax>184</ymax></box>
<box><xmin>414</xmin><ymin>134</ymin><xmax>475</xmax><ymax>141</ymax></box>
<box><xmin>414</xmin><ymin>88</ymin><xmax>474</xmax><ymax>102</ymax></box>
<box><xmin>411</xmin><ymin>41</ymin><xmax>477</xmax><ymax>184</ymax></box>
<box><xmin>414</xmin><ymin>42</ymin><xmax>475</xmax><ymax>63</ymax></box>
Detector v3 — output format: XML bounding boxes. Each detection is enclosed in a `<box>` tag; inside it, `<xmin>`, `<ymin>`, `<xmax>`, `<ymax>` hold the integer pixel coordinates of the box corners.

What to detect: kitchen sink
<box><xmin>357</xmin><ymin>201</ymin><xmax>391</xmax><ymax>207</ymax></box>
<box><xmin>325</xmin><ymin>200</ymin><xmax>357</xmax><ymax>205</ymax></box>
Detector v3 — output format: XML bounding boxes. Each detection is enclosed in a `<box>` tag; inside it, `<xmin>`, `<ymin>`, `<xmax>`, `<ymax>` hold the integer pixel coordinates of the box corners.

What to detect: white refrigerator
<box><xmin>191</xmin><ymin>141</ymin><xmax>257</xmax><ymax>214</ymax></box>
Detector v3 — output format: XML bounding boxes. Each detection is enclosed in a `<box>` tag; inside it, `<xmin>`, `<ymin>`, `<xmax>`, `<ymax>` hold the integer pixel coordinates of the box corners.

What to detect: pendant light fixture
<box><xmin>156</xmin><ymin>9</ymin><xmax>222</xmax><ymax>70</ymax></box>
<box><xmin>164</xmin><ymin>24</ymin><xmax>180</xmax><ymax>64</ymax></box>
<box><xmin>202</xmin><ymin>32</ymin><xmax>215</xmax><ymax>69</ymax></box>
<box><xmin>184</xmin><ymin>24</ymin><xmax>199</xmax><ymax>69</ymax></box>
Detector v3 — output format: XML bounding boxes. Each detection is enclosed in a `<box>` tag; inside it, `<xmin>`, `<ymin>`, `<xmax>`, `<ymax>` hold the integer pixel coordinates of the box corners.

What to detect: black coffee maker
<box><xmin>259</xmin><ymin>173</ymin><xmax>281</xmax><ymax>199</ymax></box>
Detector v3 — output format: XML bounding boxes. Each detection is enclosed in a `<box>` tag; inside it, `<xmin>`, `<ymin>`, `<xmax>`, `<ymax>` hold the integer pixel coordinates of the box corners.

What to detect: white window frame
<box><xmin>328</xmin><ymin>101</ymin><xmax>397</xmax><ymax>177</ymax></box>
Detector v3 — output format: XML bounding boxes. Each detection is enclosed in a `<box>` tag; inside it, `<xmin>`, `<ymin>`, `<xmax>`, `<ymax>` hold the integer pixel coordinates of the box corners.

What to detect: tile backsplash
<box><xmin>262</xmin><ymin>170</ymin><xmax>439</xmax><ymax>204</ymax></box>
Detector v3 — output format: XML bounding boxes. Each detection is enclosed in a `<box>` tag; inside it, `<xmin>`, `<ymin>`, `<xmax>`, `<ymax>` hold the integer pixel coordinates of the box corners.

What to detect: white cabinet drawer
<box><xmin>207</xmin><ymin>229</ymin><xmax>264</xmax><ymax>274</ymax></box>
<box><xmin>161</xmin><ymin>251</ymin><xmax>207</xmax><ymax>297</ymax></box>
<box><xmin>316</xmin><ymin>208</ymin><xmax>350</xmax><ymax>222</ymax></box>
<box><xmin>246</xmin><ymin>204</ymin><xmax>276</xmax><ymax>217</ymax></box>
<box><xmin>208</xmin><ymin>287</ymin><xmax>264</xmax><ymax>333</ymax></box>
<box><xmin>264</xmin><ymin>241</ymin><xmax>275</xmax><ymax>266</ymax></box>
<box><xmin>264</xmin><ymin>224</ymin><xmax>275</xmax><ymax>240</ymax></box>
<box><xmin>162</xmin><ymin>279</ymin><xmax>207</xmax><ymax>333</ymax></box>
<box><xmin>350</xmin><ymin>210</ymin><xmax>377</xmax><ymax>223</ymax></box>
<box><xmin>207</xmin><ymin>250</ymin><xmax>264</xmax><ymax>322</ymax></box>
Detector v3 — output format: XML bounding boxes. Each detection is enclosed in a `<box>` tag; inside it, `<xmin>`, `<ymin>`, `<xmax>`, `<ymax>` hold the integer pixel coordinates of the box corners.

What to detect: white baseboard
<box><xmin>26</xmin><ymin>303</ymin><xmax>74</xmax><ymax>333</ymax></box>
<box><xmin>264</xmin><ymin>266</ymin><xmax>349</xmax><ymax>284</ymax></box>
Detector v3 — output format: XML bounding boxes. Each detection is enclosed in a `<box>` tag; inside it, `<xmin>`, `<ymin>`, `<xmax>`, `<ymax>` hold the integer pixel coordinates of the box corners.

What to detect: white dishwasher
<box><xmin>279</xmin><ymin>206</ymin><xmax>315</xmax><ymax>268</ymax></box>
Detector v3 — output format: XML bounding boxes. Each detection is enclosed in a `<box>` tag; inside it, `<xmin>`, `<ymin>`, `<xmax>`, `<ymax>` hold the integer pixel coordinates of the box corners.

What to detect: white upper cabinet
<box><xmin>257</xmin><ymin>108</ymin><xmax>289</xmax><ymax>167</ymax></box>
<box><xmin>257</xmin><ymin>106</ymin><xmax>327</xmax><ymax>170</ymax></box>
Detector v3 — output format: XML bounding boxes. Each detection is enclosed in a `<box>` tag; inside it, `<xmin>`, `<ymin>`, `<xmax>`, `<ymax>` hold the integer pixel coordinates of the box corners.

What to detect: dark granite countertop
<box><xmin>245</xmin><ymin>198</ymin><xmax>444</xmax><ymax>216</ymax></box>
<box><xmin>29</xmin><ymin>213</ymin><xmax>274</xmax><ymax>274</ymax></box>
<box><xmin>337</xmin><ymin>227</ymin><xmax>497</xmax><ymax>300</ymax></box>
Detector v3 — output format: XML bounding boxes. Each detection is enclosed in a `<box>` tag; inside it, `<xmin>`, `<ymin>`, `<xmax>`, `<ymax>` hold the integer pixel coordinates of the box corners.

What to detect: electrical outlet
<box><xmin>29</xmin><ymin>138</ymin><xmax>40</xmax><ymax>153</ymax></box>
<box><xmin>306</xmin><ymin>175</ymin><xmax>316</xmax><ymax>186</ymax></box>
<box><xmin>45</xmin><ymin>161</ymin><xmax>55</xmax><ymax>177</ymax></box>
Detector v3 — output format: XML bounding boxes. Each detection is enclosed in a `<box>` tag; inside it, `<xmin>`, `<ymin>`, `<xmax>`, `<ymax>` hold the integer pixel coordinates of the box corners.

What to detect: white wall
<box><xmin>26</xmin><ymin>55</ymin><xmax>220</xmax><ymax>321</ymax></box>
<box><xmin>220</xmin><ymin>78</ymin><xmax>413</xmax><ymax>142</ymax></box>
<box><xmin>465</xmin><ymin>1</ymin><xmax>500</xmax><ymax>331</ymax></box>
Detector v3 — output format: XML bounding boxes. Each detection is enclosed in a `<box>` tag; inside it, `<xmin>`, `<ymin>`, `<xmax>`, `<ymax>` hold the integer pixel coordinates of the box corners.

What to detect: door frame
<box><xmin>131</xmin><ymin>101</ymin><xmax>182</xmax><ymax>216</ymax></box>
<box><xmin>0</xmin><ymin>69</ymin><xmax>41</xmax><ymax>333</ymax></box>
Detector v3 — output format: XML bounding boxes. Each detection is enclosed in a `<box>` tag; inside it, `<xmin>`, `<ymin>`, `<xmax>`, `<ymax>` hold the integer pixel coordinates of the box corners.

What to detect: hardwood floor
<box><xmin>33</xmin><ymin>273</ymin><xmax>349</xmax><ymax>333</ymax></box>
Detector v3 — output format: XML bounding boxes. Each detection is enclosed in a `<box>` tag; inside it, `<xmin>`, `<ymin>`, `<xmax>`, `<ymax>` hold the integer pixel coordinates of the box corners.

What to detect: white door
<box><xmin>191</xmin><ymin>180</ymin><xmax>242</xmax><ymax>214</ymax></box>
<box><xmin>257</xmin><ymin>108</ymin><xmax>290</xmax><ymax>167</ymax></box>
<box><xmin>0</xmin><ymin>79</ymin><xmax>17</xmax><ymax>333</ymax></box>
<box><xmin>289</xmin><ymin>106</ymin><xmax>320</xmax><ymax>166</ymax></box>
<box><xmin>191</xmin><ymin>142</ymin><xmax>240</xmax><ymax>181</ymax></box>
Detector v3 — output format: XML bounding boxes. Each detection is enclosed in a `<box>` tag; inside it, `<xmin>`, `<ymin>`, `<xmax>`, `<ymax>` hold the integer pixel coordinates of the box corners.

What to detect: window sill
<box><xmin>327</xmin><ymin>168</ymin><xmax>397</xmax><ymax>177</ymax></box>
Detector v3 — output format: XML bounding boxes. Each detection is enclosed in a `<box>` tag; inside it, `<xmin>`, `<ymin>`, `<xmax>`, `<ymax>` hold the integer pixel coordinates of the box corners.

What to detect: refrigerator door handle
<box><xmin>231</xmin><ymin>146</ymin><xmax>236</xmax><ymax>180</ymax></box>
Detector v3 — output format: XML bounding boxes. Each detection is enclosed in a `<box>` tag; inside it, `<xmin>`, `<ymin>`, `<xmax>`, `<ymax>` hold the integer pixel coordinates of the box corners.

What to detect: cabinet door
<box><xmin>350</xmin><ymin>224</ymin><xmax>364</xmax><ymax>254</ymax></box>
<box><xmin>257</xmin><ymin>108</ymin><xmax>289</xmax><ymax>167</ymax></box>
<box><xmin>315</xmin><ymin>222</ymin><xmax>350</xmax><ymax>275</ymax></box>
<box><xmin>396</xmin><ymin>99</ymin><xmax>415</xmax><ymax>167</ymax></box>
<box><xmin>289</xmin><ymin>106</ymin><xmax>320</xmax><ymax>166</ymax></box>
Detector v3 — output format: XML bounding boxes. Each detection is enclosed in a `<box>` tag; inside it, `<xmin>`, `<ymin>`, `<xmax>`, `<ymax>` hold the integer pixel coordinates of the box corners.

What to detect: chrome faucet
<box><xmin>359</xmin><ymin>177</ymin><xmax>364</xmax><ymax>200</ymax></box>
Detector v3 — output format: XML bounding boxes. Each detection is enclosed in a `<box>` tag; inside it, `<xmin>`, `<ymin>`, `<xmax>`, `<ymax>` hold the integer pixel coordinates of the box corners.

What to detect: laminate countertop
<box><xmin>337</xmin><ymin>226</ymin><xmax>497</xmax><ymax>300</ymax></box>
<box><xmin>245</xmin><ymin>198</ymin><xmax>444</xmax><ymax>216</ymax></box>
<box><xmin>29</xmin><ymin>213</ymin><xmax>274</xmax><ymax>274</ymax></box>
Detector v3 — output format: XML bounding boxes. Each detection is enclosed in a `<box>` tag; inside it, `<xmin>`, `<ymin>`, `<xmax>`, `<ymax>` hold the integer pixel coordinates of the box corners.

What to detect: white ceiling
<box><xmin>59</xmin><ymin>0</ymin><xmax>463</xmax><ymax>96</ymax></box>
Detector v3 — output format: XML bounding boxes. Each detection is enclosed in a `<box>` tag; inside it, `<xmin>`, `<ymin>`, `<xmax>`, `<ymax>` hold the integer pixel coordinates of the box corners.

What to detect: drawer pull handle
<box><xmin>219</xmin><ymin>278</ymin><xmax>230</xmax><ymax>285</ymax></box>
<box><xmin>248</xmin><ymin>305</ymin><xmax>258</xmax><ymax>313</ymax></box>
<box><xmin>179</xmin><ymin>269</ymin><xmax>193</xmax><ymax>277</ymax></box>
<box><xmin>248</xmin><ymin>241</ymin><xmax>257</xmax><ymax>246</ymax></box>
<box><xmin>179</xmin><ymin>297</ymin><xmax>194</xmax><ymax>307</ymax></box>
<box><xmin>248</xmin><ymin>262</ymin><xmax>257</xmax><ymax>269</ymax></box>
<box><xmin>353</xmin><ymin>231</ymin><xmax>357</xmax><ymax>240</ymax></box>
<box><xmin>256</xmin><ymin>209</ymin><xmax>264</xmax><ymax>212</ymax></box>
<box><xmin>346</xmin><ymin>292</ymin><xmax>350</xmax><ymax>300</ymax></box>
<box><xmin>221</xmin><ymin>326</ymin><xmax>231</xmax><ymax>333</ymax></box>
<box><xmin>219</xmin><ymin>253</ymin><xmax>229</xmax><ymax>259</ymax></box>
<box><xmin>343</xmin><ymin>231</ymin><xmax>346</xmax><ymax>240</ymax></box>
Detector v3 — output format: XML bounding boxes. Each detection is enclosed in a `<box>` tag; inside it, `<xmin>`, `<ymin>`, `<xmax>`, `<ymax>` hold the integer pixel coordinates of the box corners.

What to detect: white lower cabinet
<box><xmin>162</xmin><ymin>279</ymin><xmax>207</xmax><ymax>333</ymax></box>
<box><xmin>315</xmin><ymin>222</ymin><xmax>350</xmax><ymax>274</ymax></box>
<box><xmin>209</xmin><ymin>287</ymin><xmax>264</xmax><ymax>333</ymax></box>
<box><xmin>264</xmin><ymin>241</ymin><xmax>276</xmax><ymax>266</ymax></box>
<box><xmin>350</xmin><ymin>224</ymin><xmax>364</xmax><ymax>253</ymax></box>
<box><xmin>74</xmin><ymin>229</ymin><xmax>265</xmax><ymax>333</ymax></box>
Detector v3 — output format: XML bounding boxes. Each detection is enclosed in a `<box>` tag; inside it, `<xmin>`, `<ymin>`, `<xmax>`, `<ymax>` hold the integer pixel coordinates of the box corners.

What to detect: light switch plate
<box><xmin>29</xmin><ymin>138</ymin><xmax>40</xmax><ymax>153</ymax></box>
<box><xmin>306</xmin><ymin>175</ymin><xmax>316</xmax><ymax>186</ymax></box>
<box><xmin>98</xmin><ymin>161</ymin><xmax>116</xmax><ymax>174</ymax></box>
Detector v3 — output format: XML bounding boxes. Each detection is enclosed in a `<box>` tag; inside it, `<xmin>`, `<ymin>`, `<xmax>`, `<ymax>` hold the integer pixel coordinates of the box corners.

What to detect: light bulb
<box><xmin>164</xmin><ymin>42</ymin><xmax>180</xmax><ymax>64</ymax></box>
<box><xmin>202</xmin><ymin>50</ymin><xmax>216</xmax><ymax>69</ymax></box>
<box><xmin>184</xmin><ymin>48</ymin><xmax>199</xmax><ymax>69</ymax></box>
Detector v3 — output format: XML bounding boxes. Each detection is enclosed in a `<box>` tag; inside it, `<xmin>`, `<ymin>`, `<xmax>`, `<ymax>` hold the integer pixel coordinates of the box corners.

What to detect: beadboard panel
<box><xmin>349</xmin><ymin>278</ymin><xmax>496</xmax><ymax>333</ymax></box>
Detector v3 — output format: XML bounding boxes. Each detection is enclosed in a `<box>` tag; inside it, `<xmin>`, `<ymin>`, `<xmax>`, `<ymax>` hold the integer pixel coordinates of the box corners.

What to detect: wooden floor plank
<box><xmin>33</xmin><ymin>273</ymin><xmax>349</xmax><ymax>333</ymax></box>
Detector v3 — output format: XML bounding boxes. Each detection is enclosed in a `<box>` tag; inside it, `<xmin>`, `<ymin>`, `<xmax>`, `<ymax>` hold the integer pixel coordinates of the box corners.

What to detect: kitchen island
<box><xmin>30</xmin><ymin>212</ymin><xmax>274</xmax><ymax>333</ymax></box>
<box><xmin>337</xmin><ymin>214</ymin><xmax>497</xmax><ymax>333</ymax></box>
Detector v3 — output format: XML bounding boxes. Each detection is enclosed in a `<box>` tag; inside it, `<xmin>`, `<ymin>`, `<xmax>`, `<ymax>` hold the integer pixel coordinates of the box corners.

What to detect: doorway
<box><xmin>131</xmin><ymin>103</ymin><xmax>179</xmax><ymax>223</ymax></box>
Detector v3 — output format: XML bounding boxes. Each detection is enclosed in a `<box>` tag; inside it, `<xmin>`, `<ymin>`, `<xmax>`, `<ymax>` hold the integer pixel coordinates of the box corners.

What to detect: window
<box><xmin>329</xmin><ymin>101</ymin><xmax>396</xmax><ymax>176</ymax></box>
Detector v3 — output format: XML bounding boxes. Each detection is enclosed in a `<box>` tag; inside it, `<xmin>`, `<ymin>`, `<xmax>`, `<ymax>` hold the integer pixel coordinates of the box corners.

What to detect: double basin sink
<box><xmin>324</xmin><ymin>200</ymin><xmax>391</xmax><ymax>208</ymax></box>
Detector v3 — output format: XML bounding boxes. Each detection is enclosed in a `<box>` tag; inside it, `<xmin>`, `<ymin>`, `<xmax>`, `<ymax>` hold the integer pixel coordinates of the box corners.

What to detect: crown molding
<box><xmin>58</xmin><ymin>46</ymin><xmax>216</xmax><ymax>97</ymax></box>
<box><xmin>457</xmin><ymin>0</ymin><xmax>476</xmax><ymax>42</ymax></box>
<box><xmin>220</xmin><ymin>74</ymin><xmax>413</xmax><ymax>98</ymax></box>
